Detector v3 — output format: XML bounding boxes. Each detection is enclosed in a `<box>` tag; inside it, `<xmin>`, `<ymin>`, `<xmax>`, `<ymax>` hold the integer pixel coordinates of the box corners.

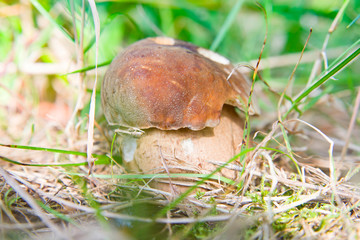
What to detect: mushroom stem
<box><xmin>119</xmin><ymin>135</ymin><xmax>138</xmax><ymax>162</ymax></box>
<box><xmin>122</xmin><ymin>105</ymin><xmax>244</xmax><ymax>192</ymax></box>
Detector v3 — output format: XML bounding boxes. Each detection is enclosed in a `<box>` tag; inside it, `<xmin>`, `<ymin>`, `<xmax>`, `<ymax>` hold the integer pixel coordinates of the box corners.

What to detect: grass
<box><xmin>0</xmin><ymin>0</ymin><xmax>360</xmax><ymax>239</ymax></box>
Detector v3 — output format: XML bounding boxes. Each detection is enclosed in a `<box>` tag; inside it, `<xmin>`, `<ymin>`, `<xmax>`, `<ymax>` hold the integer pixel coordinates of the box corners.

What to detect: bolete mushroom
<box><xmin>101</xmin><ymin>37</ymin><xmax>255</xmax><ymax>191</ymax></box>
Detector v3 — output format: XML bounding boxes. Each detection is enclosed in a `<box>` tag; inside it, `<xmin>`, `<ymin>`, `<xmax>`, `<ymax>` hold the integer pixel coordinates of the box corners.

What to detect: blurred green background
<box><xmin>1</xmin><ymin>0</ymin><xmax>359</xmax><ymax>94</ymax></box>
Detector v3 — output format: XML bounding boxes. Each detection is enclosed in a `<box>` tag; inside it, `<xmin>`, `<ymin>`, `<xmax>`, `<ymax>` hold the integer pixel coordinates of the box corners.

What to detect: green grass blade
<box><xmin>285</xmin><ymin>46</ymin><xmax>360</xmax><ymax>118</ymax></box>
<box><xmin>347</xmin><ymin>14</ymin><xmax>360</xmax><ymax>28</ymax></box>
<box><xmin>0</xmin><ymin>143</ymin><xmax>111</xmax><ymax>165</ymax></box>
<box><xmin>327</xmin><ymin>38</ymin><xmax>360</xmax><ymax>71</ymax></box>
<box><xmin>279</xmin><ymin>124</ymin><xmax>302</xmax><ymax>179</ymax></box>
<box><xmin>210</xmin><ymin>0</ymin><xmax>244</xmax><ymax>51</ymax></box>
<box><xmin>37</xmin><ymin>200</ymin><xmax>77</xmax><ymax>224</ymax></box>
<box><xmin>30</xmin><ymin>0</ymin><xmax>74</xmax><ymax>42</ymax></box>
<box><xmin>64</xmin><ymin>60</ymin><xmax>112</xmax><ymax>75</ymax></box>
<box><xmin>0</xmin><ymin>155</ymin><xmax>109</xmax><ymax>167</ymax></box>
<box><xmin>65</xmin><ymin>172</ymin><xmax>236</xmax><ymax>185</ymax></box>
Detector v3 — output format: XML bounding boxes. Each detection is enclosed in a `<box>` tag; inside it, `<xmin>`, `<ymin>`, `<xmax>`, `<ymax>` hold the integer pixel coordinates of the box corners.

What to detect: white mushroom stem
<box><xmin>120</xmin><ymin>135</ymin><xmax>138</xmax><ymax>162</ymax></box>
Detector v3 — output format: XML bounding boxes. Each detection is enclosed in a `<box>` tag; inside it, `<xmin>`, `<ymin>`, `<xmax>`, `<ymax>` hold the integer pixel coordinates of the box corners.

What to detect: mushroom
<box><xmin>101</xmin><ymin>37</ymin><xmax>255</xmax><ymax>191</ymax></box>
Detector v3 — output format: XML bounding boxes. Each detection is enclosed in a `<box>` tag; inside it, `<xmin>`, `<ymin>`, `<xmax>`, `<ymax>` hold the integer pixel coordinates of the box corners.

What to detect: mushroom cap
<box><xmin>101</xmin><ymin>37</ymin><xmax>253</xmax><ymax>130</ymax></box>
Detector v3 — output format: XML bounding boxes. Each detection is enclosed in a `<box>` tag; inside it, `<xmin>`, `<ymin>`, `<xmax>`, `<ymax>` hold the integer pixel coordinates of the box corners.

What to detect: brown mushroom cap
<box><xmin>101</xmin><ymin>37</ymin><xmax>253</xmax><ymax>130</ymax></box>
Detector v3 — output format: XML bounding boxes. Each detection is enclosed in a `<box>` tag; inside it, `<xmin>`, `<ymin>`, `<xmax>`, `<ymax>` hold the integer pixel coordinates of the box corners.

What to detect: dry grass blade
<box><xmin>277</xmin><ymin>28</ymin><xmax>312</xmax><ymax>121</ymax></box>
<box><xmin>340</xmin><ymin>87</ymin><xmax>360</xmax><ymax>162</ymax></box>
<box><xmin>65</xmin><ymin>0</ymin><xmax>86</xmax><ymax>131</ymax></box>
<box><xmin>252</xmin><ymin>2</ymin><xmax>267</xmax><ymax>82</ymax></box>
<box><xmin>272</xmin><ymin>190</ymin><xmax>323</xmax><ymax>214</ymax></box>
<box><xmin>0</xmin><ymin>167</ymin><xmax>67</xmax><ymax>239</ymax></box>
<box><xmin>86</xmin><ymin>0</ymin><xmax>100</xmax><ymax>171</ymax></box>
<box><xmin>291</xmin><ymin>119</ymin><xmax>335</xmax><ymax>182</ymax></box>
